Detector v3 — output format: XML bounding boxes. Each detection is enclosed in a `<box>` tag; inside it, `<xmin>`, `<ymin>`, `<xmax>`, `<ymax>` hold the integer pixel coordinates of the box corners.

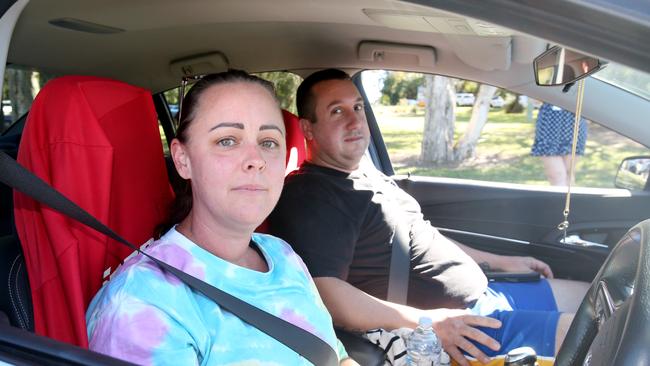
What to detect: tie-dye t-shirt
<box><xmin>86</xmin><ymin>227</ymin><xmax>347</xmax><ymax>365</ymax></box>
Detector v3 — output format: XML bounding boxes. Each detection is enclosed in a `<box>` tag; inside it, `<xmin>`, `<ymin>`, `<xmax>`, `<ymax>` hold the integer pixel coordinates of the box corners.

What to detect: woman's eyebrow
<box><xmin>209</xmin><ymin>122</ymin><xmax>244</xmax><ymax>132</ymax></box>
<box><xmin>260</xmin><ymin>124</ymin><xmax>285</xmax><ymax>137</ymax></box>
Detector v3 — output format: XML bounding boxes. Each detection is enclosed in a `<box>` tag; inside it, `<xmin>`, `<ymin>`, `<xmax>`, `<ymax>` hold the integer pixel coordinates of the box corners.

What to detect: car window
<box><xmin>163</xmin><ymin>71</ymin><xmax>303</xmax><ymax>123</ymax></box>
<box><xmin>1</xmin><ymin>65</ymin><xmax>58</xmax><ymax>134</ymax></box>
<box><xmin>361</xmin><ymin>70</ymin><xmax>650</xmax><ymax>189</ymax></box>
<box><xmin>254</xmin><ymin>71</ymin><xmax>303</xmax><ymax>114</ymax></box>
<box><xmin>593</xmin><ymin>62</ymin><xmax>650</xmax><ymax>101</ymax></box>
<box><xmin>2</xmin><ymin>65</ymin><xmax>172</xmax><ymax>158</ymax></box>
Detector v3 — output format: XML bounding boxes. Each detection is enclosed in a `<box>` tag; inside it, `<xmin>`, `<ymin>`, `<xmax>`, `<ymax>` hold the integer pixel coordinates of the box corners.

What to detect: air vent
<box><xmin>49</xmin><ymin>18</ymin><xmax>124</xmax><ymax>34</ymax></box>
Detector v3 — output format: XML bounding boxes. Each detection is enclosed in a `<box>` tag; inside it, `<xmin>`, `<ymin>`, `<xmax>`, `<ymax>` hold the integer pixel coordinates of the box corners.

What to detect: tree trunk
<box><xmin>6</xmin><ymin>69</ymin><xmax>34</xmax><ymax>120</ymax></box>
<box><xmin>420</xmin><ymin>75</ymin><xmax>455</xmax><ymax>164</ymax></box>
<box><xmin>454</xmin><ymin>84</ymin><xmax>497</xmax><ymax>160</ymax></box>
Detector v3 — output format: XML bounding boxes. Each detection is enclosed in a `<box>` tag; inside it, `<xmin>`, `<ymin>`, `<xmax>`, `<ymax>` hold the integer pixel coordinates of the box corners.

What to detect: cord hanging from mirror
<box><xmin>176</xmin><ymin>77</ymin><xmax>190</xmax><ymax>131</ymax></box>
<box><xmin>557</xmin><ymin>78</ymin><xmax>586</xmax><ymax>241</ymax></box>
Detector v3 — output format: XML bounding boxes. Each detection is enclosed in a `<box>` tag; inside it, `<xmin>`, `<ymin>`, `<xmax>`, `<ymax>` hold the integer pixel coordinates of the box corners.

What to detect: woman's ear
<box><xmin>171</xmin><ymin>139</ymin><xmax>192</xmax><ymax>179</ymax></box>
<box><xmin>299</xmin><ymin>118</ymin><xmax>313</xmax><ymax>141</ymax></box>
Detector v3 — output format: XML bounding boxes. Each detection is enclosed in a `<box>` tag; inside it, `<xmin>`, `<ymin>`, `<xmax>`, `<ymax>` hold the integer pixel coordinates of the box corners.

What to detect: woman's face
<box><xmin>172</xmin><ymin>81</ymin><xmax>286</xmax><ymax>232</ymax></box>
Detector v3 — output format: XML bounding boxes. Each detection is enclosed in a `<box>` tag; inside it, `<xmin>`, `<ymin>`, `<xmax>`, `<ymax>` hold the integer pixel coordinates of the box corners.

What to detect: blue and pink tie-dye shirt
<box><xmin>86</xmin><ymin>227</ymin><xmax>347</xmax><ymax>365</ymax></box>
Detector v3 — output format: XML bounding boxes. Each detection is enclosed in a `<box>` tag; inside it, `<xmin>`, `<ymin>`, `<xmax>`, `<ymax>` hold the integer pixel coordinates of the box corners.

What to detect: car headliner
<box><xmin>3</xmin><ymin>0</ymin><xmax>650</xmax><ymax>145</ymax></box>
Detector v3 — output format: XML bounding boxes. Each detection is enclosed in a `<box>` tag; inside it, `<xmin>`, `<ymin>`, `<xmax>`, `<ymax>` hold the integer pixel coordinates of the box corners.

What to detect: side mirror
<box><xmin>534</xmin><ymin>45</ymin><xmax>606</xmax><ymax>86</ymax></box>
<box><xmin>615</xmin><ymin>156</ymin><xmax>650</xmax><ymax>190</ymax></box>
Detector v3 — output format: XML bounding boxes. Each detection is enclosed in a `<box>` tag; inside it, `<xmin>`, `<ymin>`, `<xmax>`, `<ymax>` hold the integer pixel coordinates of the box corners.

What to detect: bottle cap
<box><xmin>504</xmin><ymin>346</ymin><xmax>537</xmax><ymax>366</ymax></box>
<box><xmin>418</xmin><ymin>316</ymin><xmax>433</xmax><ymax>328</ymax></box>
<box><xmin>440</xmin><ymin>351</ymin><xmax>450</xmax><ymax>364</ymax></box>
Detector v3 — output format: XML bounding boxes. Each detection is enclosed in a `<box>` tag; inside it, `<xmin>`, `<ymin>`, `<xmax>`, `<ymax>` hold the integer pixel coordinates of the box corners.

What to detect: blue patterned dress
<box><xmin>531</xmin><ymin>103</ymin><xmax>587</xmax><ymax>156</ymax></box>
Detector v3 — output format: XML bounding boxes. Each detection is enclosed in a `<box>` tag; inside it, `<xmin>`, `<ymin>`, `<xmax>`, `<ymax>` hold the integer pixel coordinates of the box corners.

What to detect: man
<box><xmin>268</xmin><ymin>69</ymin><xmax>585</xmax><ymax>365</ymax></box>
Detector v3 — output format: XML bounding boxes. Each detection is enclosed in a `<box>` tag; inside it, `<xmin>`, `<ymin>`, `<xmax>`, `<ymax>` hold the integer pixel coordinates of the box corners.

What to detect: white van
<box><xmin>455</xmin><ymin>93</ymin><xmax>475</xmax><ymax>106</ymax></box>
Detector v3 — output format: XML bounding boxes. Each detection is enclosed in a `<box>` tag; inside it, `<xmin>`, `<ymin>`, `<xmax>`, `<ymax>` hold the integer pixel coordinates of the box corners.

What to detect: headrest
<box><xmin>282</xmin><ymin>110</ymin><xmax>306</xmax><ymax>175</ymax></box>
<box><xmin>13</xmin><ymin>76</ymin><xmax>173</xmax><ymax>347</ymax></box>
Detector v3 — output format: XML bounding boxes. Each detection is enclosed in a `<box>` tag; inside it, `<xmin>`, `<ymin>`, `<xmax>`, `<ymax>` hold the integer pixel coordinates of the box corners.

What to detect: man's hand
<box><xmin>426</xmin><ymin>309</ymin><xmax>501</xmax><ymax>366</ymax></box>
<box><xmin>496</xmin><ymin>255</ymin><xmax>554</xmax><ymax>278</ymax></box>
<box><xmin>454</xmin><ymin>242</ymin><xmax>553</xmax><ymax>279</ymax></box>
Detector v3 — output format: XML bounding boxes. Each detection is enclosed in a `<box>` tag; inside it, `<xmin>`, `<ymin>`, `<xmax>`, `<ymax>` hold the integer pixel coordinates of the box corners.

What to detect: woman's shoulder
<box><xmin>102</xmin><ymin>256</ymin><xmax>173</xmax><ymax>300</ymax></box>
<box><xmin>101</xmin><ymin>234</ymin><xmax>199</xmax><ymax>301</ymax></box>
<box><xmin>251</xmin><ymin>233</ymin><xmax>294</xmax><ymax>255</ymax></box>
<box><xmin>252</xmin><ymin>233</ymin><xmax>312</xmax><ymax>278</ymax></box>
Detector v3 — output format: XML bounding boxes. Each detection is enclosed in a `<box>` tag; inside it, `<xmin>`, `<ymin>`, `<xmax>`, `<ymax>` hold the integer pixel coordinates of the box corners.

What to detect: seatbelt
<box><xmin>386</xmin><ymin>211</ymin><xmax>411</xmax><ymax>305</ymax></box>
<box><xmin>0</xmin><ymin>151</ymin><xmax>337</xmax><ymax>366</ymax></box>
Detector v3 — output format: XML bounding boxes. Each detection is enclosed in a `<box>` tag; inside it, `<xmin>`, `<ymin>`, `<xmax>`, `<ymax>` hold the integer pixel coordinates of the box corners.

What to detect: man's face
<box><xmin>301</xmin><ymin>79</ymin><xmax>370</xmax><ymax>172</ymax></box>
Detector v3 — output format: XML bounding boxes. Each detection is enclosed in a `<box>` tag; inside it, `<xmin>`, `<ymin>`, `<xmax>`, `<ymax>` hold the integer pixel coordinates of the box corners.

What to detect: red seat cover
<box><xmin>13</xmin><ymin>76</ymin><xmax>174</xmax><ymax>347</ymax></box>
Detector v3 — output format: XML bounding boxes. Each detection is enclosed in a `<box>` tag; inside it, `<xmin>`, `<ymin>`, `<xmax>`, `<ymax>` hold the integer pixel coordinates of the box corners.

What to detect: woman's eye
<box><xmin>260</xmin><ymin>139</ymin><xmax>279</xmax><ymax>149</ymax></box>
<box><xmin>217</xmin><ymin>137</ymin><xmax>237</xmax><ymax>147</ymax></box>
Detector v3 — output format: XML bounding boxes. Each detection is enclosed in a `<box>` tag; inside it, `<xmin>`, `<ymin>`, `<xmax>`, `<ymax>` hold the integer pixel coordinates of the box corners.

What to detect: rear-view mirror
<box><xmin>534</xmin><ymin>46</ymin><xmax>606</xmax><ymax>86</ymax></box>
<box><xmin>615</xmin><ymin>156</ymin><xmax>650</xmax><ymax>190</ymax></box>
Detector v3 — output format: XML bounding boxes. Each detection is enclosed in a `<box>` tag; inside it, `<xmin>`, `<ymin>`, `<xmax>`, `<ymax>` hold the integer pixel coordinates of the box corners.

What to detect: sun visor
<box><xmin>169</xmin><ymin>51</ymin><xmax>229</xmax><ymax>78</ymax></box>
<box><xmin>358</xmin><ymin>41</ymin><xmax>436</xmax><ymax>69</ymax></box>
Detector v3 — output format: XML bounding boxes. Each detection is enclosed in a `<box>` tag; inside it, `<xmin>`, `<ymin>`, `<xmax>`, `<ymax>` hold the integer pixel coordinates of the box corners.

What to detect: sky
<box><xmin>361</xmin><ymin>70</ymin><xmax>385</xmax><ymax>104</ymax></box>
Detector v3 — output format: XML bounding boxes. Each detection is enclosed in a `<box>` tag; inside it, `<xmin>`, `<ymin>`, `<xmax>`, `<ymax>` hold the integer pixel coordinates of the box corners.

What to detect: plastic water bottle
<box><xmin>406</xmin><ymin>316</ymin><xmax>441</xmax><ymax>365</ymax></box>
<box><xmin>439</xmin><ymin>351</ymin><xmax>450</xmax><ymax>366</ymax></box>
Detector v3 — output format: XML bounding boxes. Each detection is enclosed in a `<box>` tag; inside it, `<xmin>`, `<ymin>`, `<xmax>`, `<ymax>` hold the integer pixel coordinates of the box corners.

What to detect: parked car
<box><xmin>1</xmin><ymin>99</ymin><xmax>11</xmax><ymax>127</ymax></box>
<box><xmin>1</xmin><ymin>1</ymin><xmax>650</xmax><ymax>365</ymax></box>
<box><xmin>456</xmin><ymin>92</ymin><xmax>475</xmax><ymax>106</ymax></box>
<box><xmin>490</xmin><ymin>95</ymin><xmax>505</xmax><ymax>108</ymax></box>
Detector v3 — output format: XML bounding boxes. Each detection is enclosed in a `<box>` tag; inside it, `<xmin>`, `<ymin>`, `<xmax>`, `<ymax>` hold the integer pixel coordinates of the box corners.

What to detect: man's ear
<box><xmin>299</xmin><ymin>118</ymin><xmax>314</xmax><ymax>141</ymax></box>
<box><xmin>170</xmin><ymin>139</ymin><xmax>192</xmax><ymax>180</ymax></box>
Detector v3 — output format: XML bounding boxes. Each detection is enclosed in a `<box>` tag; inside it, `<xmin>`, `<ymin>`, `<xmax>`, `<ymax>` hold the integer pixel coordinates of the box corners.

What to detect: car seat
<box><xmin>13</xmin><ymin>76</ymin><xmax>174</xmax><ymax>347</ymax></box>
<box><xmin>282</xmin><ymin>109</ymin><xmax>306</xmax><ymax>174</ymax></box>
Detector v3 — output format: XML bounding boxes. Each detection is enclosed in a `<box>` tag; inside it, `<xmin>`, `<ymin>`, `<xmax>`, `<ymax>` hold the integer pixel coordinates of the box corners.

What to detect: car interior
<box><xmin>1</xmin><ymin>0</ymin><xmax>650</xmax><ymax>365</ymax></box>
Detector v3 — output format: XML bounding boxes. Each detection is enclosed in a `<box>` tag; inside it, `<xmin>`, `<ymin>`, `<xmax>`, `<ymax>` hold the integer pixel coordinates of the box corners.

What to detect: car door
<box><xmin>353</xmin><ymin>72</ymin><xmax>650</xmax><ymax>282</ymax></box>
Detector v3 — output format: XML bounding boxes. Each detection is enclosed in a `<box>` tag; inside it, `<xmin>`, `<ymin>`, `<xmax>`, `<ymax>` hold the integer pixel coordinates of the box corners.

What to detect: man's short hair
<box><xmin>296</xmin><ymin>68</ymin><xmax>351</xmax><ymax>122</ymax></box>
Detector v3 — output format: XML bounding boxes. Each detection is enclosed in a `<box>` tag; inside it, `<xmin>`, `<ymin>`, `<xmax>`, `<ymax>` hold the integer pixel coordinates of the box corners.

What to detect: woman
<box><xmin>86</xmin><ymin>71</ymin><xmax>354</xmax><ymax>365</ymax></box>
<box><xmin>531</xmin><ymin>102</ymin><xmax>588</xmax><ymax>186</ymax></box>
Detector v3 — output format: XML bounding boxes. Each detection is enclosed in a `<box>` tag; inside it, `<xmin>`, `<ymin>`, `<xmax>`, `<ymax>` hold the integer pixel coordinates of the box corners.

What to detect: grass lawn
<box><xmin>374</xmin><ymin>105</ymin><xmax>649</xmax><ymax>188</ymax></box>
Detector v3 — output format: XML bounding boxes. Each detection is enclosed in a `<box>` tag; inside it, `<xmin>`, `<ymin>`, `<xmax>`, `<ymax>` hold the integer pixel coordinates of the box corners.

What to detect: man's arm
<box><xmin>314</xmin><ymin>277</ymin><xmax>501</xmax><ymax>366</ymax></box>
<box><xmin>455</xmin><ymin>241</ymin><xmax>554</xmax><ymax>278</ymax></box>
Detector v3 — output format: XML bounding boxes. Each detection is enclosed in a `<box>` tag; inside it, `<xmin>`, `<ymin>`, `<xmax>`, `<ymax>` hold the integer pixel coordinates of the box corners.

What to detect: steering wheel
<box><xmin>555</xmin><ymin>219</ymin><xmax>650</xmax><ymax>365</ymax></box>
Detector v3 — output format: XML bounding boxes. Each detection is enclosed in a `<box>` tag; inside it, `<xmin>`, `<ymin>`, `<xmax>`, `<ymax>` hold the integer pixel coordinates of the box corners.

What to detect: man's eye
<box><xmin>354</xmin><ymin>104</ymin><xmax>364</xmax><ymax>111</ymax></box>
<box><xmin>217</xmin><ymin>138</ymin><xmax>236</xmax><ymax>147</ymax></box>
<box><xmin>331</xmin><ymin>107</ymin><xmax>343</xmax><ymax>115</ymax></box>
<box><xmin>260</xmin><ymin>139</ymin><xmax>279</xmax><ymax>149</ymax></box>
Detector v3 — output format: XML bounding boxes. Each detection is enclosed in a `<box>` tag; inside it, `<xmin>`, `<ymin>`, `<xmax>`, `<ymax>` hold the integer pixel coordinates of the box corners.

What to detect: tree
<box><xmin>3</xmin><ymin>69</ymin><xmax>55</xmax><ymax>123</ymax></box>
<box><xmin>256</xmin><ymin>71</ymin><xmax>302</xmax><ymax>114</ymax></box>
<box><xmin>5</xmin><ymin>68</ymin><xmax>34</xmax><ymax>121</ymax></box>
<box><xmin>380</xmin><ymin>73</ymin><xmax>399</xmax><ymax>105</ymax></box>
<box><xmin>380</xmin><ymin>72</ymin><xmax>424</xmax><ymax>105</ymax></box>
<box><xmin>505</xmin><ymin>93</ymin><xmax>524</xmax><ymax>113</ymax></box>
<box><xmin>453</xmin><ymin>84</ymin><xmax>497</xmax><ymax>160</ymax></box>
<box><xmin>420</xmin><ymin>78</ymin><xmax>497</xmax><ymax>164</ymax></box>
<box><xmin>420</xmin><ymin>75</ymin><xmax>455</xmax><ymax>163</ymax></box>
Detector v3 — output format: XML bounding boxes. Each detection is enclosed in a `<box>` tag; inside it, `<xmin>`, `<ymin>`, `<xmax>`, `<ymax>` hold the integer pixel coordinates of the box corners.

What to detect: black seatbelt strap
<box><xmin>0</xmin><ymin>151</ymin><xmax>338</xmax><ymax>366</ymax></box>
<box><xmin>386</xmin><ymin>217</ymin><xmax>410</xmax><ymax>305</ymax></box>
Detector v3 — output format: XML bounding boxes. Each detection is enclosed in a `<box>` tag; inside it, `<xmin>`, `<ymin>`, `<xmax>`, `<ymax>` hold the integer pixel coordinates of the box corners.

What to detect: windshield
<box><xmin>593</xmin><ymin>62</ymin><xmax>650</xmax><ymax>101</ymax></box>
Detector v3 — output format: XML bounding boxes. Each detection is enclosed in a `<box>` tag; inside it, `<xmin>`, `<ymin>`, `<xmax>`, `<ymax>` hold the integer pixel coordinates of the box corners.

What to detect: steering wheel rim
<box><xmin>555</xmin><ymin>219</ymin><xmax>650</xmax><ymax>366</ymax></box>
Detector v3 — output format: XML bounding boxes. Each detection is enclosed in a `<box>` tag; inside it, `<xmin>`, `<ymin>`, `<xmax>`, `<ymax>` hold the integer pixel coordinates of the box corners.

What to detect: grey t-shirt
<box><xmin>269</xmin><ymin>162</ymin><xmax>487</xmax><ymax>309</ymax></box>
